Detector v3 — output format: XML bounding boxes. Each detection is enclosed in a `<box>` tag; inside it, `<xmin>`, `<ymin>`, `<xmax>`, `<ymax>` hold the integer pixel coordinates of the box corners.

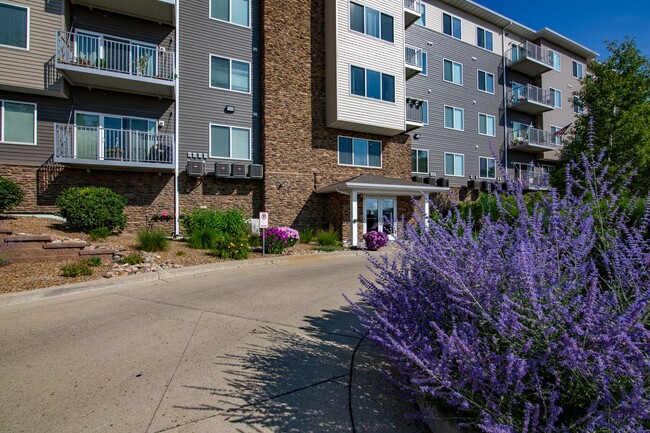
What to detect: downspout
<box><xmin>502</xmin><ymin>21</ymin><xmax>512</xmax><ymax>177</ymax></box>
<box><xmin>173</xmin><ymin>0</ymin><xmax>181</xmax><ymax>237</ymax></box>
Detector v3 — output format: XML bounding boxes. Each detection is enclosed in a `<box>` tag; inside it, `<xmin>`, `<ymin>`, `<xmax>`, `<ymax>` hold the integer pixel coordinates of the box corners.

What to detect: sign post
<box><xmin>259</xmin><ymin>212</ymin><xmax>268</xmax><ymax>256</ymax></box>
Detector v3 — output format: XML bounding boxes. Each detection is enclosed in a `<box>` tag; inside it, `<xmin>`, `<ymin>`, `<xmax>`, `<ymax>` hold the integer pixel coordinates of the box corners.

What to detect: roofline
<box><xmin>316</xmin><ymin>181</ymin><xmax>448</xmax><ymax>195</ymax></box>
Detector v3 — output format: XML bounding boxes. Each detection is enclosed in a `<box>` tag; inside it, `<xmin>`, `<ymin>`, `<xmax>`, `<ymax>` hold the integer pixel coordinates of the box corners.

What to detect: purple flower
<box><xmin>362</xmin><ymin>230</ymin><xmax>389</xmax><ymax>251</ymax></box>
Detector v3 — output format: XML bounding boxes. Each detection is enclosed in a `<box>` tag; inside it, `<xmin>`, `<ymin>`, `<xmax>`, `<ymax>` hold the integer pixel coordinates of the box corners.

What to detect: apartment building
<box><xmin>0</xmin><ymin>0</ymin><xmax>597</xmax><ymax>245</ymax></box>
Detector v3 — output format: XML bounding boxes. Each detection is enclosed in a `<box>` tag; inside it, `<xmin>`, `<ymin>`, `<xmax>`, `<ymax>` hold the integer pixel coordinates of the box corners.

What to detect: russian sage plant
<box><xmin>347</xmin><ymin>135</ymin><xmax>649</xmax><ymax>432</ymax></box>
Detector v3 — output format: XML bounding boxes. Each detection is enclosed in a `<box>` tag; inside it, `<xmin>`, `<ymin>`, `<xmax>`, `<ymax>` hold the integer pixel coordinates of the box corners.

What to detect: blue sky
<box><xmin>475</xmin><ymin>0</ymin><xmax>650</xmax><ymax>60</ymax></box>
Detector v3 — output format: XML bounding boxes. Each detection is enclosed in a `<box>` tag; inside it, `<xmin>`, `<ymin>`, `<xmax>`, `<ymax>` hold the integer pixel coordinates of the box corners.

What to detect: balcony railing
<box><xmin>405</xmin><ymin>45</ymin><xmax>422</xmax><ymax>69</ymax></box>
<box><xmin>404</xmin><ymin>0</ymin><xmax>421</xmax><ymax>28</ymax></box>
<box><xmin>507</xmin><ymin>41</ymin><xmax>554</xmax><ymax>76</ymax></box>
<box><xmin>509</xmin><ymin>128</ymin><xmax>555</xmax><ymax>150</ymax></box>
<box><xmin>405</xmin><ymin>98</ymin><xmax>424</xmax><ymax>131</ymax></box>
<box><xmin>55</xmin><ymin>30</ymin><xmax>175</xmax><ymax>83</ymax></box>
<box><xmin>404</xmin><ymin>0</ymin><xmax>421</xmax><ymax>14</ymax></box>
<box><xmin>524</xmin><ymin>171</ymin><xmax>551</xmax><ymax>190</ymax></box>
<box><xmin>507</xmin><ymin>84</ymin><xmax>555</xmax><ymax>113</ymax></box>
<box><xmin>54</xmin><ymin>123</ymin><xmax>174</xmax><ymax>168</ymax></box>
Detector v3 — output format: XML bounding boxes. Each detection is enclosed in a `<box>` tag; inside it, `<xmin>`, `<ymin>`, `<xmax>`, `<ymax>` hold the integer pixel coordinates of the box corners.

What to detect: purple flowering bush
<box><xmin>363</xmin><ymin>230</ymin><xmax>389</xmax><ymax>251</ymax></box>
<box><xmin>347</xmin><ymin>138</ymin><xmax>650</xmax><ymax>432</ymax></box>
<box><xmin>263</xmin><ymin>226</ymin><xmax>300</xmax><ymax>254</ymax></box>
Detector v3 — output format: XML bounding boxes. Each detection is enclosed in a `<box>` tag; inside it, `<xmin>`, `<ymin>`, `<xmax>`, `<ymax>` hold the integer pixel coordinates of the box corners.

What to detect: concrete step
<box><xmin>9</xmin><ymin>254</ymin><xmax>81</xmax><ymax>264</ymax></box>
<box><xmin>79</xmin><ymin>249</ymin><xmax>118</xmax><ymax>256</ymax></box>
<box><xmin>4</xmin><ymin>235</ymin><xmax>54</xmax><ymax>243</ymax></box>
<box><xmin>43</xmin><ymin>242</ymin><xmax>87</xmax><ymax>249</ymax></box>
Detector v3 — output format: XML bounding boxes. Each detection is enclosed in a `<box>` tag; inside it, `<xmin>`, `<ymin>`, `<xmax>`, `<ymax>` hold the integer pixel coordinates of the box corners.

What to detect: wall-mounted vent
<box><xmin>186</xmin><ymin>160</ymin><xmax>206</xmax><ymax>177</ymax></box>
<box><xmin>215</xmin><ymin>162</ymin><xmax>231</xmax><ymax>178</ymax></box>
<box><xmin>425</xmin><ymin>177</ymin><xmax>437</xmax><ymax>185</ymax></box>
<box><xmin>249</xmin><ymin>164</ymin><xmax>264</xmax><ymax>179</ymax></box>
<box><xmin>411</xmin><ymin>176</ymin><xmax>425</xmax><ymax>183</ymax></box>
<box><xmin>232</xmin><ymin>163</ymin><xmax>247</xmax><ymax>177</ymax></box>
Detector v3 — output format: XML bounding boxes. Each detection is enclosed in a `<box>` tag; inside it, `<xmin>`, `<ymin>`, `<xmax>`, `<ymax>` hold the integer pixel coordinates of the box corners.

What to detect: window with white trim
<box><xmin>444</xmin><ymin>105</ymin><xmax>463</xmax><ymax>130</ymax></box>
<box><xmin>421</xmin><ymin>51</ymin><xmax>428</xmax><ymax>76</ymax></box>
<box><xmin>573</xmin><ymin>96</ymin><xmax>584</xmax><ymax>114</ymax></box>
<box><xmin>549</xmin><ymin>50</ymin><xmax>561</xmax><ymax>71</ymax></box>
<box><xmin>476</xmin><ymin>27</ymin><xmax>493</xmax><ymax>51</ymax></box>
<box><xmin>479</xmin><ymin>156</ymin><xmax>496</xmax><ymax>179</ymax></box>
<box><xmin>550</xmin><ymin>125</ymin><xmax>562</xmax><ymax>145</ymax></box>
<box><xmin>442</xmin><ymin>13</ymin><xmax>461</xmax><ymax>39</ymax></box>
<box><xmin>422</xmin><ymin>100</ymin><xmax>429</xmax><ymax>125</ymax></box>
<box><xmin>549</xmin><ymin>88</ymin><xmax>562</xmax><ymax>108</ymax></box>
<box><xmin>444</xmin><ymin>152</ymin><xmax>464</xmax><ymax>177</ymax></box>
<box><xmin>350</xmin><ymin>2</ymin><xmax>394</xmax><ymax>43</ymax></box>
<box><xmin>572</xmin><ymin>61</ymin><xmax>584</xmax><ymax>79</ymax></box>
<box><xmin>412</xmin><ymin>149</ymin><xmax>428</xmax><ymax>174</ymax></box>
<box><xmin>478</xmin><ymin>113</ymin><xmax>495</xmax><ymax>136</ymax></box>
<box><xmin>210</xmin><ymin>0</ymin><xmax>250</xmax><ymax>27</ymax></box>
<box><xmin>338</xmin><ymin>136</ymin><xmax>381</xmax><ymax>168</ymax></box>
<box><xmin>350</xmin><ymin>66</ymin><xmax>395</xmax><ymax>102</ymax></box>
<box><xmin>210</xmin><ymin>55</ymin><xmax>250</xmax><ymax>93</ymax></box>
<box><xmin>210</xmin><ymin>124</ymin><xmax>251</xmax><ymax>160</ymax></box>
<box><xmin>0</xmin><ymin>3</ymin><xmax>28</xmax><ymax>49</ymax></box>
<box><xmin>415</xmin><ymin>3</ymin><xmax>426</xmax><ymax>27</ymax></box>
<box><xmin>443</xmin><ymin>59</ymin><xmax>463</xmax><ymax>85</ymax></box>
<box><xmin>1</xmin><ymin>100</ymin><xmax>36</xmax><ymax>145</ymax></box>
<box><xmin>477</xmin><ymin>70</ymin><xmax>494</xmax><ymax>93</ymax></box>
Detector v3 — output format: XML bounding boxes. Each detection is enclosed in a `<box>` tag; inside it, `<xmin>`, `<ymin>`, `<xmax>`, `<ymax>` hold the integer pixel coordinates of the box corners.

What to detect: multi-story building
<box><xmin>0</xmin><ymin>0</ymin><xmax>597</xmax><ymax>246</ymax></box>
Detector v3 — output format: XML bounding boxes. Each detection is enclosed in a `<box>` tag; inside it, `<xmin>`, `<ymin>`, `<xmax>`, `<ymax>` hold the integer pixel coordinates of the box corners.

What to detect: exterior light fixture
<box><xmin>224</xmin><ymin>105</ymin><xmax>235</xmax><ymax>113</ymax></box>
<box><xmin>413</xmin><ymin>133</ymin><xmax>421</xmax><ymax>139</ymax></box>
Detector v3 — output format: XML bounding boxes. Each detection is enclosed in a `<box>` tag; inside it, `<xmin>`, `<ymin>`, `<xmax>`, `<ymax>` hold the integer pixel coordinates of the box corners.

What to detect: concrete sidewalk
<box><xmin>0</xmin><ymin>252</ymin><xmax>427</xmax><ymax>432</ymax></box>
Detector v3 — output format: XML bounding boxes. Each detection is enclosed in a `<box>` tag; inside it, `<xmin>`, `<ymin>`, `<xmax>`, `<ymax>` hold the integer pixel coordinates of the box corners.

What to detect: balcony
<box><xmin>508</xmin><ymin>128</ymin><xmax>556</xmax><ymax>153</ymax></box>
<box><xmin>405</xmin><ymin>98</ymin><xmax>424</xmax><ymax>131</ymax></box>
<box><xmin>404</xmin><ymin>0</ymin><xmax>421</xmax><ymax>28</ymax></box>
<box><xmin>71</xmin><ymin>0</ymin><xmax>175</xmax><ymax>25</ymax></box>
<box><xmin>507</xmin><ymin>41</ymin><xmax>554</xmax><ymax>77</ymax></box>
<box><xmin>522</xmin><ymin>171</ymin><xmax>551</xmax><ymax>191</ymax></box>
<box><xmin>54</xmin><ymin>123</ymin><xmax>174</xmax><ymax>171</ymax></box>
<box><xmin>507</xmin><ymin>84</ymin><xmax>555</xmax><ymax>114</ymax></box>
<box><xmin>55</xmin><ymin>31</ymin><xmax>175</xmax><ymax>99</ymax></box>
<box><xmin>405</xmin><ymin>45</ymin><xmax>422</xmax><ymax>80</ymax></box>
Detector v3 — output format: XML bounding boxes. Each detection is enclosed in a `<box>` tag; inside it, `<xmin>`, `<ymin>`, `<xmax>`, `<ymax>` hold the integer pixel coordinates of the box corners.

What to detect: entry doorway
<box><xmin>363</xmin><ymin>197</ymin><xmax>396</xmax><ymax>239</ymax></box>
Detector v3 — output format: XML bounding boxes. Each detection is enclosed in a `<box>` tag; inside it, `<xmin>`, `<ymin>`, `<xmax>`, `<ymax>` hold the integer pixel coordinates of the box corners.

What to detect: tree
<box><xmin>553</xmin><ymin>37</ymin><xmax>650</xmax><ymax>196</ymax></box>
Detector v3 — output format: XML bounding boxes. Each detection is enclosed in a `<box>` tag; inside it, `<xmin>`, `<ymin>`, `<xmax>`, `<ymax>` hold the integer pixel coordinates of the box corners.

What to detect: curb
<box><xmin>0</xmin><ymin>250</ymin><xmax>367</xmax><ymax>307</ymax></box>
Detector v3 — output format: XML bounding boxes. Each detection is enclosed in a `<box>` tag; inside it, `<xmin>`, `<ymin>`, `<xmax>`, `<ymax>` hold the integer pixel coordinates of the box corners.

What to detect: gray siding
<box><xmin>178</xmin><ymin>0</ymin><xmax>262</xmax><ymax>168</ymax></box>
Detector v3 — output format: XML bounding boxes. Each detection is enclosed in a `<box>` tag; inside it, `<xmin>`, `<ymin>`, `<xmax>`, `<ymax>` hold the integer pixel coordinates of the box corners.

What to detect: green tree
<box><xmin>553</xmin><ymin>37</ymin><xmax>650</xmax><ymax>195</ymax></box>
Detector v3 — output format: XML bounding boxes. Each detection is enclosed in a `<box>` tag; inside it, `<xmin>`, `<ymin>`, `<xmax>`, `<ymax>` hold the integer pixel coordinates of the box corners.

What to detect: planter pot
<box><xmin>417</xmin><ymin>398</ymin><xmax>479</xmax><ymax>433</ymax></box>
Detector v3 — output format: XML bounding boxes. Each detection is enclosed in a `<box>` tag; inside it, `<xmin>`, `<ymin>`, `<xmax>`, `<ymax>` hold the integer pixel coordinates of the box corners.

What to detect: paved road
<box><xmin>0</xmin><ymin>253</ymin><xmax>427</xmax><ymax>433</ymax></box>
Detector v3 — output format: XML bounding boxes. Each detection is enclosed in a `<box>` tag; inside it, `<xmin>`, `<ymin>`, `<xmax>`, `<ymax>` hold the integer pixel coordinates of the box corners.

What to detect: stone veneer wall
<box><xmin>262</xmin><ymin>0</ymin><xmax>412</xmax><ymax>231</ymax></box>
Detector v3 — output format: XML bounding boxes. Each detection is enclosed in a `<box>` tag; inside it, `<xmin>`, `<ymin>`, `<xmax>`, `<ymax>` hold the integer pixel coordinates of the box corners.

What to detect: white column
<box><xmin>351</xmin><ymin>190</ymin><xmax>358</xmax><ymax>246</ymax></box>
<box><xmin>423</xmin><ymin>193</ymin><xmax>430</xmax><ymax>229</ymax></box>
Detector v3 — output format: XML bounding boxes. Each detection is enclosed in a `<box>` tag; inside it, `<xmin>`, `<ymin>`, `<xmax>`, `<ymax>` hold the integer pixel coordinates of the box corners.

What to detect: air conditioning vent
<box><xmin>412</xmin><ymin>176</ymin><xmax>425</xmax><ymax>183</ymax></box>
<box><xmin>425</xmin><ymin>177</ymin><xmax>437</xmax><ymax>185</ymax></box>
<box><xmin>215</xmin><ymin>162</ymin><xmax>231</xmax><ymax>178</ymax></box>
<box><xmin>480</xmin><ymin>180</ymin><xmax>490</xmax><ymax>191</ymax></box>
<box><xmin>232</xmin><ymin>163</ymin><xmax>247</xmax><ymax>177</ymax></box>
<box><xmin>186</xmin><ymin>160</ymin><xmax>206</xmax><ymax>177</ymax></box>
<box><xmin>249</xmin><ymin>164</ymin><xmax>264</xmax><ymax>179</ymax></box>
<box><xmin>436</xmin><ymin>177</ymin><xmax>449</xmax><ymax>187</ymax></box>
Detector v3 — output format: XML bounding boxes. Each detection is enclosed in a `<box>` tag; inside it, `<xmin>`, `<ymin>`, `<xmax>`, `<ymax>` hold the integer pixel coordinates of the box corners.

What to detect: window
<box><xmin>549</xmin><ymin>88</ymin><xmax>562</xmax><ymax>108</ymax></box>
<box><xmin>0</xmin><ymin>3</ymin><xmax>28</xmax><ymax>49</ymax></box>
<box><xmin>443</xmin><ymin>59</ymin><xmax>463</xmax><ymax>85</ymax></box>
<box><xmin>1</xmin><ymin>100</ymin><xmax>36</xmax><ymax>144</ymax></box>
<box><xmin>478</xmin><ymin>113</ymin><xmax>495</xmax><ymax>136</ymax></box>
<box><xmin>422</xmin><ymin>100</ymin><xmax>429</xmax><ymax>125</ymax></box>
<box><xmin>477</xmin><ymin>70</ymin><xmax>494</xmax><ymax>94</ymax></box>
<box><xmin>477</xmin><ymin>27</ymin><xmax>493</xmax><ymax>51</ymax></box>
<box><xmin>210</xmin><ymin>124</ymin><xmax>251</xmax><ymax>160</ymax></box>
<box><xmin>550</xmin><ymin>50</ymin><xmax>561</xmax><ymax>71</ymax></box>
<box><xmin>541</xmin><ymin>165</ymin><xmax>554</xmax><ymax>174</ymax></box>
<box><xmin>572</xmin><ymin>61</ymin><xmax>584</xmax><ymax>79</ymax></box>
<box><xmin>479</xmin><ymin>157</ymin><xmax>496</xmax><ymax>179</ymax></box>
<box><xmin>573</xmin><ymin>96</ymin><xmax>584</xmax><ymax>114</ymax></box>
<box><xmin>210</xmin><ymin>0</ymin><xmax>250</xmax><ymax>27</ymax></box>
<box><xmin>415</xmin><ymin>2</ymin><xmax>426</xmax><ymax>27</ymax></box>
<box><xmin>338</xmin><ymin>136</ymin><xmax>381</xmax><ymax>168</ymax></box>
<box><xmin>444</xmin><ymin>152</ymin><xmax>464</xmax><ymax>177</ymax></box>
<box><xmin>412</xmin><ymin>149</ymin><xmax>428</xmax><ymax>174</ymax></box>
<box><xmin>349</xmin><ymin>2</ymin><xmax>394</xmax><ymax>42</ymax></box>
<box><xmin>442</xmin><ymin>13</ymin><xmax>461</xmax><ymax>39</ymax></box>
<box><xmin>444</xmin><ymin>105</ymin><xmax>464</xmax><ymax>131</ymax></box>
<box><xmin>350</xmin><ymin>66</ymin><xmax>395</xmax><ymax>102</ymax></box>
<box><xmin>550</xmin><ymin>125</ymin><xmax>562</xmax><ymax>145</ymax></box>
<box><xmin>421</xmin><ymin>51</ymin><xmax>428</xmax><ymax>75</ymax></box>
<box><xmin>210</xmin><ymin>55</ymin><xmax>250</xmax><ymax>93</ymax></box>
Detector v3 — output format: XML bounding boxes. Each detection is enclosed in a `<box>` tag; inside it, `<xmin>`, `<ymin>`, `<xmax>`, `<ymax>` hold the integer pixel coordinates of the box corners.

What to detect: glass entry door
<box><xmin>363</xmin><ymin>196</ymin><xmax>396</xmax><ymax>239</ymax></box>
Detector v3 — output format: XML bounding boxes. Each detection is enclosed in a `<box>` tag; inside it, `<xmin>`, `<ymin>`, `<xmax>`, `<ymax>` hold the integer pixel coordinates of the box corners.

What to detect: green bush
<box><xmin>316</xmin><ymin>227</ymin><xmax>340</xmax><ymax>246</ymax></box>
<box><xmin>0</xmin><ymin>255</ymin><xmax>11</xmax><ymax>267</ymax></box>
<box><xmin>176</xmin><ymin>250</ymin><xmax>186</xmax><ymax>256</ymax></box>
<box><xmin>89</xmin><ymin>227</ymin><xmax>111</xmax><ymax>241</ymax></box>
<box><xmin>117</xmin><ymin>254</ymin><xmax>143</xmax><ymax>265</ymax></box>
<box><xmin>136</xmin><ymin>229</ymin><xmax>170</xmax><ymax>252</ymax></box>
<box><xmin>84</xmin><ymin>257</ymin><xmax>102</xmax><ymax>267</ymax></box>
<box><xmin>56</xmin><ymin>187</ymin><xmax>127</xmax><ymax>233</ymax></box>
<box><xmin>211</xmin><ymin>235</ymin><xmax>250</xmax><ymax>260</ymax></box>
<box><xmin>457</xmin><ymin>192</ymin><xmax>546</xmax><ymax>229</ymax></box>
<box><xmin>0</xmin><ymin>176</ymin><xmax>24</xmax><ymax>214</ymax></box>
<box><xmin>180</xmin><ymin>208</ymin><xmax>248</xmax><ymax>238</ymax></box>
<box><xmin>61</xmin><ymin>261</ymin><xmax>93</xmax><ymax>277</ymax></box>
<box><xmin>248</xmin><ymin>232</ymin><xmax>260</xmax><ymax>247</ymax></box>
<box><xmin>187</xmin><ymin>227</ymin><xmax>219</xmax><ymax>250</ymax></box>
<box><xmin>299</xmin><ymin>228</ymin><xmax>314</xmax><ymax>244</ymax></box>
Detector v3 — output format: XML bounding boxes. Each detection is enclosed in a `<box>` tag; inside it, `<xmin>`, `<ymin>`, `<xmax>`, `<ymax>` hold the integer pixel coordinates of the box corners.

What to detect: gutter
<box><xmin>502</xmin><ymin>21</ymin><xmax>513</xmax><ymax>176</ymax></box>
<box><xmin>173</xmin><ymin>0</ymin><xmax>181</xmax><ymax>237</ymax></box>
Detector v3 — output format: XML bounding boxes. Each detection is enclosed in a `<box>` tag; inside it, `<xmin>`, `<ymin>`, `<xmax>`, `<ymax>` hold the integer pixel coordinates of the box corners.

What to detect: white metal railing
<box><xmin>509</xmin><ymin>127</ymin><xmax>554</xmax><ymax>149</ymax></box>
<box><xmin>508</xmin><ymin>40</ymin><xmax>553</xmax><ymax>68</ymax></box>
<box><xmin>404</xmin><ymin>0</ymin><xmax>421</xmax><ymax>13</ymax></box>
<box><xmin>405</xmin><ymin>45</ymin><xmax>422</xmax><ymax>69</ymax></box>
<box><xmin>55</xmin><ymin>30</ymin><xmax>175</xmax><ymax>82</ymax></box>
<box><xmin>406</xmin><ymin>98</ymin><xmax>424</xmax><ymax>123</ymax></box>
<box><xmin>54</xmin><ymin>123</ymin><xmax>174</xmax><ymax>165</ymax></box>
<box><xmin>508</xmin><ymin>84</ymin><xmax>555</xmax><ymax>108</ymax></box>
<box><xmin>526</xmin><ymin>171</ymin><xmax>550</xmax><ymax>189</ymax></box>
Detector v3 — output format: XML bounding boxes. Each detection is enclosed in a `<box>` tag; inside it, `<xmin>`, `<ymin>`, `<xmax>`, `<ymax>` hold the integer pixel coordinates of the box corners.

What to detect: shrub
<box><xmin>56</xmin><ymin>187</ymin><xmax>127</xmax><ymax>233</ymax></box>
<box><xmin>298</xmin><ymin>228</ymin><xmax>314</xmax><ymax>244</ymax></box>
<box><xmin>0</xmin><ymin>255</ymin><xmax>10</xmax><ymax>267</ymax></box>
<box><xmin>0</xmin><ymin>176</ymin><xmax>24</xmax><ymax>214</ymax></box>
<box><xmin>248</xmin><ymin>232</ymin><xmax>260</xmax><ymax>247</ymax></box>
<box><xmin>176</xmin><ymin>250</ymin><xmax>186</xmax><ymax>256</ymax></box>
<box><xmin>362</xmin><ymin>230</ymin><xmax>389</xmax><ymax>251</ymax></box>
<box><xmin>84</xmin><ymin>257</ymin><xmax>102</xmax><ymax>267</ymax></box>
<box><xmin>89</xmin><ymin>227</ymin><xmax>111</xmax><ymax>241</ymax></box>
<box><xmin>263</xmin><ymin>226</ymin><xmax>299</xmax><ymax>254</ymax></box>
<box><xmin>347</xmin><ymin>132</ymin><xmax>650</xmax><ymax>432</ymax></box>
<box><xmin>315</xmin><ymin>227</ymin><xmax>339</xmax><ymax>246</ymax></box>
<box><xmin>116</xmin><ymin>254</ymin><xmax>143</xmax><ymax>265</ymax></box>
<box><xmin>187</xmin><ymin>227</ymin><xmax>218</xmax><ymax>250</ymax></box>
<box><xmin>180</xmin><ymin>208</ymin><xmax>248</xmax><ymax>239</ymax></box>
<box><xmin>61</xmin><ymin>262</ymin><xmax>92</xmax><ymax>277</ymax></box>
<box><xmin>211</xmin><ymin>235</ymin><xmax>250</xmax><ymax>260</ymax></box>
<box><xmin>136</xmin><ymin>229</ymin><xmax>170</xmax><ymax>252</ymax></box>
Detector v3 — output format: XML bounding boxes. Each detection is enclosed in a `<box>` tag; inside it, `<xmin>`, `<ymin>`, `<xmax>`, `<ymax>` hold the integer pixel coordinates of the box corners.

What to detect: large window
<box><xmin>350</xmin><ymin>2</ymin><xmax>394</xmax><ymax>43</ymax></box>
<box><xmin>549</xmin><ymin>87</ymin><xmax>562</xmax><ymax>108</ymax></box>
<box><xmin>338</xmin><ymin>136</ymin><xmax>381</xmax><ymax>168</ymax></box>
<box><xmin>550</xmin><ymin>50</ymin><xmax>561</xmax><ymax>71</ymax></box>
<box><xmin>573</xmin><ymin>96</ymin><xmax>584</xmax><ymax>114</ymax></box>
<box><xmin>476</xmin><ymin>27</ymin><xmax>493</xmax><ymax>51</ymax></box>
<box><xmin>210</xmin><ymin>55</ymin><xmax>250</xmax><ymax>93</ymax></box>
<box><xmin>1</xmin><ymin>100</ymin><xmax>36</xmax><ymax>144</ymax></box>
<box><xmin>477</xmin><ymin>70</ymin><xmax>494</xmax><ymax>93</ymax></box>
<box><xmin>422</xmin><ymin>100</ymin><xmax>429</xmax><ymax>125</ymax></box>
<box><xmin>444</xmin><ymin>106</ymin><xmax>464</xmax><ymax>131</ymax></box>
<box><xmin>210</xmin><ymin>0</ymin><xmax>250</xmax><ymax>27</ymax></box>
<box><xmin>479</xmin><ymin>156</ymin><xmax>496</xmax><ymax>179</ymax></box>
<box><xmin>478</xmin><ymin>113</ymin><xmax>495</xmax><ymax>136</ymax></box>
<box><xmin>572</xmin><ymin>61</ymin><xmax>584</xmax><ymax>79</ymax></box>
<box><xmin>350</xmin><ymin>66</ymin><xmax>395</xmax><ymax>102</ymax></box>
<box><xmin>443</xmin><ymin>59</ymin><xmax>463</xmax><ymax>85</ymax></box>
<box><xmin>442</xmin><ymin>13</ymin><xmax>461</xmax><ymax>39</ymax></box>
<box><xmin>0</xmin><ymin>3</ymin><xmax>28</xmax><ymax>49</ymax></box>
<box><xmin>550</xmin><ymin>125</ymin><xmax>562</xmax><ymax>145</ymax></box>
<box><xmin>210</xmin><ymin>124</ymin><xmax>251</xmax><ymax>160</ymax></box>
<box><xmin>444</xmin><ymin>152</ymin><xmax>464</xmax><ymax>177</ymax></box>
<box><xmin>412</xmin><ymin>149</ymin><xmax>428</xmax><ymax>174</ymax></box>
<box><xmin>415</xmin><ymin>2</ymin><xmax>426</xmax><ymax>26</ymax></box>
<box><xmin>421</xmin><ymin>51</ymin><xmax>428</xmax><ymax>76</ymax></box>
